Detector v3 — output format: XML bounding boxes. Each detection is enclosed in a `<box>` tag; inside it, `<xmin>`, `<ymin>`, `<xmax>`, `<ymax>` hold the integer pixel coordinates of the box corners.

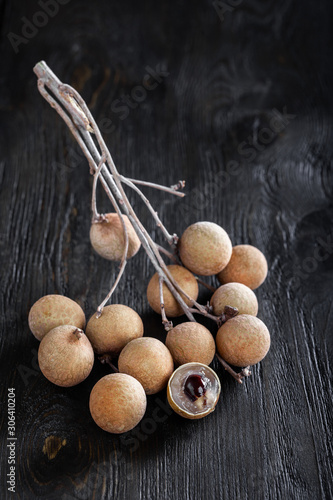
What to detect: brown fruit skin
<box><xmin>210</xmin><ymin>283</ymin><xmax>258</xmax><ymax>316</ymax></box>
<box><xmin>216</xmin><ymin>315</ymin><xmax>270</xmax><ymax>367</ymax></box>
<box><xmin>118</xmin><ymin>337</ymin><xmax>174</xmax><ymax>394</ymax></box>
<box><xmin>178</xmin><ymin>221</ymin><xmax>232</xmax><ymax>276</ymax></box>
<box><xmin>85</xmin><ymin>304</ymin><xmax>144</xmax><ymax>355</ymax></box>
<box><xmin>38</xmin><ymin>325</ymin><xmax>94</xmax><ymax>387</ymax></box>
<box><xmin>166</xmin><ymin>322</ymin><xmax>215</xmax><ymax>366</ymax></box>
<box><xmin>90</xmin><ymin>213</ymin><xmax>141</xmax><ymax>261</ymax></box>
<box><xmin>217</xmin><ymin>244</ymin><xmax>268</xmax><ymax>290</ymax></box>
<box><xmin>147</xmin><ymin>265</ymin><xmax>199</xmax><ymax>317</ymax></box>
<box><xmin>89</xmin><ymin>373</ymin><xmax>147</xmax><ymax>434</ymax></box>
<box><xmin>28</xmin><ymin>295</ymin><xmax>86</xmax><ymax>341</ymax></box>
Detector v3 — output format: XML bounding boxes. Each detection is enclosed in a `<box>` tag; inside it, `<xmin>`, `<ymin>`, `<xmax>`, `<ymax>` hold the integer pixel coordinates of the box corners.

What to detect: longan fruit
<box><xmin>118</xmin><ymin>337</ymin><xmax>174</xmax><ymax>394</ymax></box>
<box><xmin>178</xmin><ymin>221</ymin><xmax>232</xmax><ymax>276</ymax></box>
<box><xmin>216</xmin><ymin>314</ymin><xmax>270</xmax><ymax>367</ymax></box>
<box><xmin>28</xmin><ymin>295</ymin><xmax>86</xmax><ymax>341</ymax></box>
<box><xmin>147</xmin><ymin>265</ymin><xmax>199</xmax><ymax>317</ymax></box>
<box><xmin>38</xmin><ymin>325</ymin><xmax>94</xmax><ymax>387</ymax></box>
<box><xmin>167</xmin><ymin>363</ymin><xmax>221</xmax><ymax>419</ymax></box>
<box><xmin>90</xmin><ymin>213</ymin><xmax>141</xmax><ymax>261</ymax></box>
<box><xmin>166</xmin><ymin>322</ymin><xmax>215</xmax><ymax>366</ymax></box>
<box><xmin>89</xmin><ymin>373</ymin><xmax>147</xmax><ymax>434</ymax></box>
<box><xmin>217</xmin><ymin>244</ymin><xmax>268</xmax><ymax>290</ymax></box>
<box><xmin>210</xmin><ymin>283</ymin><xmax>258</xmax><ymax>316</ymax></box>
<box><xmin>85</xmin><ymin>304</ymin><xmax>144</xmax><ymax>355</ymax></box>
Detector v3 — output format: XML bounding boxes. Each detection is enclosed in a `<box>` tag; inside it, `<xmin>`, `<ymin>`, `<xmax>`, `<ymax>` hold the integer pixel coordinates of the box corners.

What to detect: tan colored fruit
<box><xmin>217</xmin><ymin>244</ymin><xmax>268</xmax><ymax>290</ymax></box>
<box><xmin>167</xmin><ymin>363</ymin><xmax>220</xmax><ymax>419</ymax></box>
<box><xmin>216</xmin><ymin>314</ymin><xmax>270</xmax><ymax>367</ymax></box>
<box><xmin>28</xmin><ymin>295</ymin><xmax>86</xmax><ymax>341</ymax></box>
<box><xmin>178</xmin><ymin>221</ymin><xmax>232</xmax><ymax>276</ymax></box>
<box><xmin>118</xmin><ymin>337</ymin><xmax>174</xmax><ymax>394</ymax></box>
<box><xmin>89</xmin><ymin>373</ymin><xmax>147</xmax><ymax>434</ymax></box>
<box><xmin>211</xmin><ymin>282</ymin><xmax>258</xmax><ymax>316</ymax></box>
<box><xmin>165</xmin><ymin>322</ymin><xmax>215</xmax><ymax>366</ymax></box>
<box><xmin>90</xmin><ymin>213</ymin><xmax>141</xmax><ymax>261</ymax></box>
<box><xmin>38</xmin><ymin>325</ymin><xmax>94</xmax><ymax>387</ymax></box>
<box><xmin>85</xmin><ymin>304</ymin><xmax>144</xmax><ymax>355</ymax></box>
<box><xmin>147</xmin><ymin>265</ymin><xmax>199</xmax><ymax>317</ymax></box>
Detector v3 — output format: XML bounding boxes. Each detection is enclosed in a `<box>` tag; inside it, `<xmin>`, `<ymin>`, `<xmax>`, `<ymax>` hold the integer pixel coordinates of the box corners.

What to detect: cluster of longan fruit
<box><xmin>28</xmin><ymin>218</ymin><xmax>270</xmax><ymax>433</ymax></box>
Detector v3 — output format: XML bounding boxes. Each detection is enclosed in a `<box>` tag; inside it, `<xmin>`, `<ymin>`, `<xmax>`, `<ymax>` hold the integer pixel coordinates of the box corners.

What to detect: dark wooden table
<box><xmin>1</xmin><ymin>1</ymin><xmax>333</xmax><ymax>499</ymax></box>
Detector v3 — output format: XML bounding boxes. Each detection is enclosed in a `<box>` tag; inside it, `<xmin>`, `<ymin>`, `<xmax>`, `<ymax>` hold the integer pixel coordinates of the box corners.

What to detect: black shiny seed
<box><xmin>184</xmin><ymin>374</ymin><xmax>207</xmax><ymax>402</ymax></box>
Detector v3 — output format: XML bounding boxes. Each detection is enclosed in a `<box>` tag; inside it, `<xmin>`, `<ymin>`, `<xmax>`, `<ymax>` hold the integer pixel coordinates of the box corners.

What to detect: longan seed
<box><xmin>118</xmin><ymin>337</ymin><xmax>174</xmax><ymax>395</ymax></box>
<box><xmin>38</xmin><ymin>325</ymin><xmax>94</xmax><ymax>387</ymax></box>
<box><xmin>178</xmin><ymin>221</ymin><xmax>232</xmax><ymax>276</ymax></box>
<box><xmin>210</xmin><ymin>283</ymin><xmax>258</xmax><ymax>316</ymax></box>
<box><xmin>165</xmin><ymin>322</ymin><xmax>215</xmax><ymax>366</ymax></box>
<box><xmin>89</xmin><ymin>373</ymin><xmax>147</xmax><ymax>434</ymax></box>
<box><xmin>85</xmin><ymin>304</ymin><xmax>144</xmax><ymax>355</ymax></box>
<box><xmin>90</xmin><ymin>213</ymin><xmax>141</xmax><ymax>261</ymax></box>
<box><xmin>28</xmin><ymin>294</ymin><xmax>86</xmax><ymax>341</ymax></box>
<box><xmin>216</xmin><ymin>315</ymin><xmax>270</xmax><ymax>367</ymax></box>
<box><xmin>147</xmin><ymin>265</ymin><xmax>199</xmax><ymax>318</ymax></box>
<box><xmin>217</xmin><ymin>244</ymin><xmax>268</xmax><ymax>290</ymax></box>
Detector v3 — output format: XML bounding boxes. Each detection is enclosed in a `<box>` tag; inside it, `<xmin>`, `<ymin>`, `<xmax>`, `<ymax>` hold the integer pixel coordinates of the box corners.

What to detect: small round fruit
<box><xmin>90</xmin><ymin>213</ymin><xmax>141</xmax><ymax>261</ymax></box>
<box><xmin>165</xmin><ymin>322</ymin><xmax>215</xmax><ymax>366</ymax></box>
<box><xmin>85</xmin><ymin>304</ymin><xmax>144</xmax><ymax>355</ymax></box>
<box><xmin>28</xmin><ymin>295</ymin><xmax>86</xmax><ymax>341</ymax></box>
<box><xmin>211</xmin><ymin>283</ymin><xmax>258</xmax><ymax>316</ymax></box>
<box><xmin>217</xmin><ymin>244</ymin><xmax>268</xmax><ymax>290</ymax></box>
<box><xmin>118</xmin><ymin>337</ymin><xmax>174</xmax><ymax>394</ymax></box>
<box><xmin>38</xmin><ymin>325</ymin><xmax>94</xmax><ymax>387</ymax></box>
<box><xmin>147</xmin><ymin>265</ymin><xmax>199</xmax><ymax>317</ymax></box>
<box><xmin>178</xmin><ymin>221</ymin><xmax>232</xmax><ymax>276</ymax></box>
<box><xmin>216</xmin><ymin>314</ymin><xmax>270</xmax><ymax>367</ymax></box>
<box><xmin>167</xmin><ymin>363</ymin><xmax>221</xmax><ymax>419</ymax></box>
<box><xmin>89</xmin><ymin>373</ymin><xmax>147</xmax><ymax>434</ymax></box>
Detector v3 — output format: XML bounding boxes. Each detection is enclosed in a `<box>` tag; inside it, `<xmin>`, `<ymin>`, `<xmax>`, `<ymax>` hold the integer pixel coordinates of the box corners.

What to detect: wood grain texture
<box><xmin>1</xmin><ymin>0</ymin><xmax>333</xmax><ymax>498</ymax></box>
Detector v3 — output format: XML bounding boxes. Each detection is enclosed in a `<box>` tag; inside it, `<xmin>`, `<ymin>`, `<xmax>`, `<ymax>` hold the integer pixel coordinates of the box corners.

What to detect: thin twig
<box><xmin>196</xmin><ymin>277</ymin><xmax>217</xmax><ymax>293</ymax></box>
<box><xmin>159</xmin><ymin>277</ymin><xmax>173</xmax><ymax>331</ymax></box>
<box><xmin>215</xmin><ymin>353</ymin><xmax>252</xmax><ymax>384</ymax></box>
<box><xmin>124</xmin><ymin>177</ymin><xmax>185</xmax><ymax>197</ymax></box>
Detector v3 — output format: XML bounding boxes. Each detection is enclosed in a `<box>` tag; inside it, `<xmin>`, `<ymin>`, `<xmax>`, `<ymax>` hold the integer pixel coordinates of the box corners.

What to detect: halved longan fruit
<box><xmin>178</xmin><ymin>221</ymin><xmax>232</xmax><ymax>276</ymax></box>
<box><xmin>147</xmin><ymin>265</ymin><xmax>199</xmax><ymax>317</ymax></box>
<box><xmin>167</xmin><ymin>363</ymin><xmax>221</xmax><ymax>419</ymax></box>
<box><xmin>166</xmin><ymin>322</ymin><xmax>215</xmax><ymax>366</ymax></box>
<box><xmin>216</xmin><ymin>314</ymin><xmax>270</xmax><ymax>367</ymax></box>
<box><xmin>89</xmin><ymin>373</ymin><xmax>147</xmax><ymax>434</ymax></box>
<box><xmin>118</xmin><ymin>337</ymin><xmax>174</xmax><ymax>394</ymax></box>
<box><xmin>90</xmin><ymin>213</ymin><xmax>141</xmax><ymax>261</ymax></box>
<box><xmin>217</xmin><ymin>244</ymin><xmax>268</xmax><ymax>290</ymax></box>
<box><xmin>85</xmin><ymin>304</ymin><xmax>144</xmax><ymax>355</ymax></box>
<box><xmin>210</xmin><ymin>282</ymin><xmax>258</xmax><ymax>316</ymax></box>
<box><xmin>38</xmin><ymin>325</ymin><xmax>94</xmax><ymax>387</ymax></box>
<box><xmin>28</xmin><ymin>294</ymin><xmax>86</xmax><ymax>341</ymax></box>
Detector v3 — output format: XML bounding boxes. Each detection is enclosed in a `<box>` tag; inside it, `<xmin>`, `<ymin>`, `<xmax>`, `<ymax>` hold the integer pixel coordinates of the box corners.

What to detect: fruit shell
<box><xmin>165</xmin><ymin>322</ymin><xmax>215</xmax><ymax>366</ymax></box>
<box><xmin>178</xmin><ymin>221</ymin><xmax>232</xmax><ymax>276</ymax></box>
<box><xmin>90</xmin><ymin>213</ymin><xmax>141</xmax><ymax>261</ymax></box>
<box><xmin>85</xmin><ymin>304</ymin><xmax>144</xmax><ymax>355</ymax></box>
<box><xmin>216</xmin><ymin>314</ymin><xmax>270</xmax><ymax>367</ymax></box>
<box><xmin>147</xmin><ymin>265</ymin><xmax>199</xmax><ymax>317</ymax></box>
<box><xmin>217</xmin><ymin>244</ymin><xmax>268</xmax><ymax>290</ymax></box>
<box><xmin>167</xmin><ymin>362</ymin><xmax>221</xmax><ymax>420</ymax></box>
<box><xmin>89</xmin><ymin>373</ymin><xmax>147</xmax><ymax>434</ymax></box>
<box><xmin>38</xmin><ymin>325</ymin><xmax>94</xmax><ymax>387</ymax></box>
<box><xmin>210</xmin><ymin>282</ymin><xmax>258</xmax><ymax>316</ymax></box>
<box><xmin>28</xmin><ymin>294</ymin><xmax>86</xmax><ymax>341</ymax></box>
<box><xmin>118</xmin><ymin>337</ymin><xmax>174</xmax><ymax>394</ymax></box>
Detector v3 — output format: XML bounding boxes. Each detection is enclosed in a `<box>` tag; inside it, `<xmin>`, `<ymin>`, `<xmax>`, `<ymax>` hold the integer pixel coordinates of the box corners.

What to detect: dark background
<box><xmin>1</xmin><ymin>0</ymin><xmax>333</xmax><ymax>499</ymax></box>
